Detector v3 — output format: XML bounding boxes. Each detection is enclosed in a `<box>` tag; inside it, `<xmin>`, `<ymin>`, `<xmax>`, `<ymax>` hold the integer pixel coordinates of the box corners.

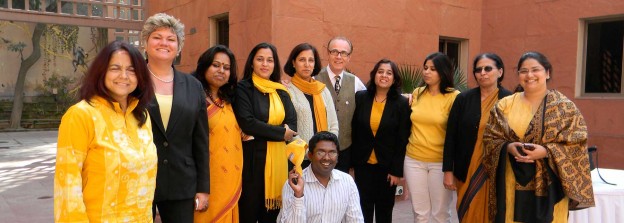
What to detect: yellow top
<box><xmin>155</xmin><ymin>93</ymin><xmax>173</xmax><ymax>130</ymax></box>
<box><xmin>54</xmin><ymin>96</ymin><xmax>157</xmax><ymax>223</ymax></box>
<box><xmin>406</xmin><ymin>87</ymin><xmax>459</xmax><ymax>162</ymax></box>
<box><xmin>367</xmin><ymin>100</ymin><xmax>385</xmax><ymax>164</ymax></box>
<box><xmin>497</xmin><ymin>93</ymin><xmax>569</xmax><ymax>223</ymax></box>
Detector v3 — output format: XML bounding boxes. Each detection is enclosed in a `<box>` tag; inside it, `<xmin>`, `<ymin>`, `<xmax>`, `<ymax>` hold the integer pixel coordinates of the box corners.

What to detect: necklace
<box><xmin>207</xmin><ymin>91</ymin><xmax>224</xmax><ymax>108</ymax></box>
<box><xmin>374</xmin><ymin>95</ymin><xmax>387</xmax><ymax>103</ymax></box>
<box><xmin>148</xmin><ymin>66</ymin><xmax>174</xmax><ymax>83</ymax></box>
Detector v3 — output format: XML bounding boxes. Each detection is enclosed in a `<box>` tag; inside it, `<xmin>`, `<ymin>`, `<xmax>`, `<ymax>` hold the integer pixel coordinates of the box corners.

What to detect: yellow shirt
<box><xmin>155</xmin><ymin>93</ymin><xmax>173</xmax><ymax>130</ymax></box>
<box><xmin>54</xmin><ymin>96</ymin><xmax>158</xmax><ymax>223</ymax></box>
<box><xmin>367</xmin><ymin>100</ymin><xmax>385</xmax><ymax>164</ymax></box>
<box><xmin>406</xmin><ymin>87</ymin><xmax>459</xmax><ymax>162</ymax></box>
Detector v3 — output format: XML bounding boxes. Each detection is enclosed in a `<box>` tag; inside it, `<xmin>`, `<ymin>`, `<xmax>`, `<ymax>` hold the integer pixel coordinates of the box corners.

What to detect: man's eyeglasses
<box><xmin>315</xmin><ymin>150</ymin><xmax>338</xmax><ymax>158</ymax></box>
<box><xmin>474</xmin><ymin>66</ymin><xmax>494</xmax><ymax>74</ymax></box>
<box><xmin>329</xmin><ymin>49</ymin><xmax>350</xmax><ymax>57</ymax></box>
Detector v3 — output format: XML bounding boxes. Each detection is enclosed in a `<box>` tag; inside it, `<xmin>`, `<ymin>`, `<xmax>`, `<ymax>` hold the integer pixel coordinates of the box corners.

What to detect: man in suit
<box><xmin>315</xmin><ymin>36</ymin><xmax>366</xmax><ymax>173</ymax></box>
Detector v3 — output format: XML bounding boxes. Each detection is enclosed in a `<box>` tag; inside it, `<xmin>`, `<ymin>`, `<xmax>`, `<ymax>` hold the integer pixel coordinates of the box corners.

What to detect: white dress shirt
<box><xmin>324</xmin><ymin>65</ymin><xmax>367</xmax><ymax>92</ymax></box>
<box><xmin>278</xmin><ymin>166</ymin><xmax>364</xmax><ymax>223</ymax></box>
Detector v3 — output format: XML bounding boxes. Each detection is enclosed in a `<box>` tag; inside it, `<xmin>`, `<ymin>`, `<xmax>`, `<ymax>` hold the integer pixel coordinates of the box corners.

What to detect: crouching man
<box><xmin>278</xmin><ymin>131</ymin><xmax>364</xmax><ymax>222</ymax></box>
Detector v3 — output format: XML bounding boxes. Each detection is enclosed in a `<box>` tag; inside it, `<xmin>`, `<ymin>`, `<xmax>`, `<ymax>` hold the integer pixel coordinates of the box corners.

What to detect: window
<box><xmin>439</xmin><ymin>37</ymin><xmax>469</xmax><ymax>90</ymax></box>
<box><xmin>582</xmin><ymin>18</ymin><xmax>623</xmax><ymax>96</ymax></box>
<box><xmin>110</xmin><ymin>29</ymin><xmax>141</xmax><ymax>48</ymax></box>
<box><xmin>439</xmin><ymin>38</ymin><xmax>461</xmax><ymax>68</ymax></box>
<box><xmin>217</xmin><ymin>17</ymin><xmax>229</xmax><ymax>46</ymax></box>
<box><xmin>209</xmin><ymin>13</ymin><xmax>229</xmax><ymax>47</ymax></box>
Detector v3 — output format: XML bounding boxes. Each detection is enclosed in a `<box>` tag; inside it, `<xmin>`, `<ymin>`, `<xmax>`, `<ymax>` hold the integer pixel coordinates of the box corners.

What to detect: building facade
<box><xmin>1</xmin><ymin>0</ymin><xmax>621</xmax><ymax>168</ymax></box>
<box><xmin>148</xmin><ymin>0</ymin><xmax>624</xmax><ymax>168</ymax></box>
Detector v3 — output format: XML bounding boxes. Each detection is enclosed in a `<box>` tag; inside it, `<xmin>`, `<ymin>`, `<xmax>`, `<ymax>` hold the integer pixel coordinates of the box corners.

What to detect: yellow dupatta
<box><xmin>290</xmin><ymin>75</ymin><xmax>328</xmax><ymax>132</ymax></box>
<box><xmin>252</xmin><ymin>73</ymin><xmax>288</xmax><ymax>210</ymax></box>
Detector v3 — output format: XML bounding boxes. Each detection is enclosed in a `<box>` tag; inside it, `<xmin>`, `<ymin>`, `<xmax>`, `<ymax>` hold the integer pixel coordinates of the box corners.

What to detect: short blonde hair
<box><xmin>141</xmin><ymin>13</ymin><xmax>185</xmax><ymax>54</ymax></box>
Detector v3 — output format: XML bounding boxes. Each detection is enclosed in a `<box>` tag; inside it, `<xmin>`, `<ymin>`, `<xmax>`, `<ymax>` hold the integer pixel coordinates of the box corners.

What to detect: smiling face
<box><xmin>145</xmin><ymin>27</ymin><xmax>179</xmax><ymax>63</ymax></box>
<box><xmin>327</xmin><ymin>39</ymin><xmax>351</xmax><ymax>74</ymax></box>
<box><xmin>309</xmin><ymin>140</ymin><xmax>338</xmax><ymax>179</ymax></box>
<box><xmin>252</xmin><ymin>48</ymin><xmax>275</xmax><ymax>79</ymax></box>
<box><xmin>423</xmin><ymin>59</ymin><xmax>441</xmax><ymax>87</ymax></box>
<box><xmin>474</xmin><ymin>57</ymin><xmax>501</xmax><ymax>89</ymax></box>
<box><xmin>105</xmin><ymin>50</ymin><xmax>137</xmax><ymax>104</ymax></box>
<box><xmin>293</xmin><ymin>50</ymin><xmax>315</xmax><ymax>81</ymax></box>
<box><xmin>374</xmin><ymin>63</ymin><xmax>394</xmax><ymax>90</ymax></box>
<box><xmin>205</xmin><ymin>52</ymin><xmax>231</xmax><ymax>92</ymax></box>
<box><xmin>518</xmin><ymin>58</ymin><xmax>549</xmax><ymax>92</ymax></box>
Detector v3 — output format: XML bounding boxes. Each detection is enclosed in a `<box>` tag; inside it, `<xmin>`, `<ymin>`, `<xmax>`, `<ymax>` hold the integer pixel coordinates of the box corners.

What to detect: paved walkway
<box><xmin>0</xmin><ymin>130</ymin><xmax>428</xmax><ymax>222</ymax></box>
<box><xmin>0</xmin><ymin>131</ymin><xmax>57</xmax><ymax>223</ymax></box>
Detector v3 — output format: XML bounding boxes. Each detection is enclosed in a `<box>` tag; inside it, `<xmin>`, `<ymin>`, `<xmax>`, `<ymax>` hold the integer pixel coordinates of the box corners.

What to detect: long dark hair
<box><xmin>473</xmin><ymin>53</ymin><xmax>505</xmax><ymax>86</ymax></box>
<box><xmin>514</xmin><ymin>51</ymin><xmax>553</xmax><ymax>92</ymax></box>
<box><xmin>192</xmin><ymin>45</ymin><xmax>237</xmax><ymax>102</ymax></box>
<box><xmin>242</xmin><ymin>42</ymin><xmax>282</xmax><ymax>82</ymax></box>
<box><xmin>418</xmin><ymin>52</ymin><xmax>455</xmax><ymax>98</ymax></box>
<box><xmin>80</xmin><ymin>40</ymin><xmax>153</xmax><ymax>127</ymax></box>
<box><xmin>366</xmin><ymin>59</ymin><xmax>402</xmax><ymax>99</ymax></box>
<box><xmin>283</xmin><ymin>43</ymin><xmax>322</xmax><ymax>77</ymax></box>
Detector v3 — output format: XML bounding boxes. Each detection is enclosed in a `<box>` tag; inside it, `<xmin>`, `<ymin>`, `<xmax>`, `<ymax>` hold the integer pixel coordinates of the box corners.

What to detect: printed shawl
<box><xmin>482</xmin><ymin>90</ymin><xmax>594</xmax><ymax>223</ymax></box>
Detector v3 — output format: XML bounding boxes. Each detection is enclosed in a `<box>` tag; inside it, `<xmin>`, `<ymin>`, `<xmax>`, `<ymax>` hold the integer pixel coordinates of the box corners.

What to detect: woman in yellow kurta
<box><xmin>192</xmin><ymin>45</ymin><xmax>243</xmax><ymax>223</ymax></box>
<box><xmin>483</xmin><ymin>52</ymin><xmax>594</xmax><ymax>223</ymax></box>
<box><xmin>442</xmin><ymin>53</ymin><xmax>512</xmax><ymax>222</ymax></box>
<box><xmin>54</xmin><ymin>40</ymin><xmax>157</xmax><ymax>222</ymax></box>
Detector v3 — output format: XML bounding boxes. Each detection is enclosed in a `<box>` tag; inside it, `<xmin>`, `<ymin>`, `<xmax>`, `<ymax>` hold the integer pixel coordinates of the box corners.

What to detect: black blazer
<box><xmin>232</xmin><ymin>78</ymin><xmax>297</xmax><ymax>180</ymax></box>
<box><xmin>443</xmin><ymin>86</ymin><xmax>512</xmax><ymax>181</ymax></box>
<box><xmin>148</xmin><ymin>69</ymin><xmax>209</xmax><ymax>201</ymax></box>
<box><xmin>350</xmin><ymin>90</ymin><xmax>411</xmax><ymax>177</ymax></box>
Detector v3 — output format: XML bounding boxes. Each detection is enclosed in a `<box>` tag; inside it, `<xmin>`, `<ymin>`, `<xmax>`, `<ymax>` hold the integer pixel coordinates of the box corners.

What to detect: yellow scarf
<box><xmin>252</xmin><ymin>73</ymin><xmax>288</xmax><ymax>210</ymax></box>
<box><xmin>291</xmin><ymin>75</ymin><xmax>328</xmax><ymax>132</ymax></box>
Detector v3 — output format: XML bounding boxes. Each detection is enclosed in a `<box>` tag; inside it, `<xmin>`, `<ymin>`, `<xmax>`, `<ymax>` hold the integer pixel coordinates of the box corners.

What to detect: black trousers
<box><xmin>354</xmin><ymin>163</ymin><xmax>397</xmax><ymax>223</ymax></box>
<box><xmin>153</xmin><ymin>198</ymin><xmax>194</xmax><ymax>223</ymax></box>
<box><xmin>239</xmin><ymin>149</ymin><xmax>280</xmax><ymax>223</ymax></box>
<box><xmin>336</xmin><ymin>147</ymin><xmax>352</xmax><ymax>173</ymax></box>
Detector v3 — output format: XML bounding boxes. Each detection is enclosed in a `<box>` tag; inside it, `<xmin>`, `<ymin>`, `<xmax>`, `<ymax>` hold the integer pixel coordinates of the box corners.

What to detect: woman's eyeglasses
<box><xmin>474</xmin><ymin>66</ymin><xmax>494</xmax><ymax>73</ymax></box>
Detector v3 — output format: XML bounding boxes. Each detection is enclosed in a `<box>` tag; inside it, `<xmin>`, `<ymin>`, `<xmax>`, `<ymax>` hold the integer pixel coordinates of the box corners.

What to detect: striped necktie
<box><xmin>334</xmin><ymin>75</ymin><xmax>341</xmax><ymax>95</ymax></box>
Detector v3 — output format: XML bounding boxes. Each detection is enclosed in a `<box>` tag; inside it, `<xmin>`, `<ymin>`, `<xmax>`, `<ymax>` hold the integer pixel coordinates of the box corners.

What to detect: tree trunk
<box><xmin>9</xmin><ymin>23</ymin><xmax>45</xmax><ymax>129</ymax></box>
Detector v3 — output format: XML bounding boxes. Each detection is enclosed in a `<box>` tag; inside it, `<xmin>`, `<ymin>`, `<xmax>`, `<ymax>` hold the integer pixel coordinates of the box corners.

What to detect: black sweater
<box><xmin>442</xmin><ymin>86</ymin><xmax>512</xmax><ymax>181</ymax></box>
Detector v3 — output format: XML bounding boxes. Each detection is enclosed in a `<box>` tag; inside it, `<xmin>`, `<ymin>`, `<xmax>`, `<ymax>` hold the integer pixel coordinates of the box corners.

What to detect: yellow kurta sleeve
<box><xmin>54</xmin><ymin>104</ymin><xmax>94</xmax><ymax>222</ymax></box>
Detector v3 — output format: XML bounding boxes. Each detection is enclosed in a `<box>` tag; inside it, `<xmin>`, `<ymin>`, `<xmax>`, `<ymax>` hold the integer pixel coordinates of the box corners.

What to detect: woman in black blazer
<box><xmin>233</xmin><ymin>42</ymin><xmax>297</xmax><ymax>223</ymax></box>
<box><xmin>442</xmin><ymin>53</ymin><xmax>512</xmax><ymax>222</ymax></box>
<box><xmin>351</xmin><ymin>59</ymin><xmax>411</xmax><ymax>223</ymax></box>
<box><xmin>142</xmin><ymin>13</ymin><xmax>209</xmax><ymax>223</ymax></box>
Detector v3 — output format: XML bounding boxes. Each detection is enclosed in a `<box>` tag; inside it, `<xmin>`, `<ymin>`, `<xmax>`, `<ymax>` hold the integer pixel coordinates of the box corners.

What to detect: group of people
<box><xmin>53</xmin><ymin>12</ymin><xmax>595</xmax><ymax>223</ymax></box>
